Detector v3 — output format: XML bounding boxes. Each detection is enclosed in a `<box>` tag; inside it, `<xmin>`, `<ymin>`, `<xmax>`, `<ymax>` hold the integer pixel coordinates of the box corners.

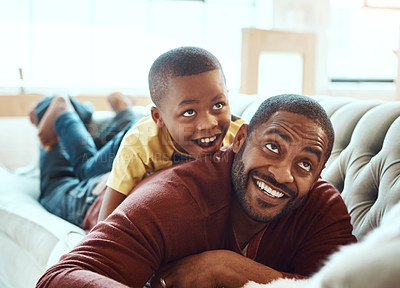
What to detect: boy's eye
<box><xmin>298</xmin><ymin>161</ymin><xmax>311</xmax><ymax>172</ymax></box>
<box><xmin>183</xmin><ymin>109</ymin><xmax>196</xmax><ymax>117</ymax></box>
<box><xmin>266</xmin><ymin>143</ymin><xmax>279</xmax><ymax>154</ymax></box>
<box><xmin>213</xmin><ymin>102</ymin><xmax>224</xmax><ymax>110</ymax></box>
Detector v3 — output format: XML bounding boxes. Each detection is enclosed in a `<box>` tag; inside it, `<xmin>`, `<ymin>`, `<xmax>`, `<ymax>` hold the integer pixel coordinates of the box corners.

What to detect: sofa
<box><xmin>1</xmin><ymin>93</ymin><xmax>400</xmax><ymax>288</ymax></box>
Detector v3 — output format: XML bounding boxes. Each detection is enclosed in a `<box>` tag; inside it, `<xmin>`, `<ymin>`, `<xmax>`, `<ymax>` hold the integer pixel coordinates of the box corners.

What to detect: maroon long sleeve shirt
<box><xmin>36</xmin><ymin>147</ymin><xmax>356</xmax><ymax>287</ymax></box>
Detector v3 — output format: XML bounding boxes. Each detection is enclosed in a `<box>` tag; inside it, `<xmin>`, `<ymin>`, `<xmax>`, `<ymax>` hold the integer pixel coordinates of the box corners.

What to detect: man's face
<box><xmin>232</xmin><ymin>111</ymin><xmax>329</xmax><ymax>223</ymax></box>
<box><xmin>152</xmin><ymin>69</ymin><xmax>231</xmax><ymax>158</ymax></box>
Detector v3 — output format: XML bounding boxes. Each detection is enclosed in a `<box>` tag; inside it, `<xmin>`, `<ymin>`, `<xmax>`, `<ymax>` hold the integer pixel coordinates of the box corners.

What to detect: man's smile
<box><xmin>255</xmin><ymin>179</ymin><xmax>285</xmax><ymax>199</ymax></box>
<box><xmin>249</xmin><ymin>172</ymin><xmax>297</xmax><ymax>208</ymax></box>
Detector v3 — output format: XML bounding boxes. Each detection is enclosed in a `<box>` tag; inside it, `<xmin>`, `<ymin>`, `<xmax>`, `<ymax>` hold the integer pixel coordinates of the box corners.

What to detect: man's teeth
<box><xmin>200</xmin><ymin>136</ymin><xmax>217</xmax><ymax>143</ymax></box>
<box><xmin>256</xmin><ymin>180</ymin><xmax>284</xmax><ymax>198</ymax></box>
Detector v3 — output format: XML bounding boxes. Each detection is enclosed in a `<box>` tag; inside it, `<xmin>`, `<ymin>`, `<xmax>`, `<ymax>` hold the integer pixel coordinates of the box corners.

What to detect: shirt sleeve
<box><xmin>222</xmin><ymin>116</ymin><xmax>245</xmax><ymax>146</ymax></box>
<box><xmin>36</xmin><ymin>169</ymin><xmax>209</xmax><ymax>288</ymax></box>
<box><xmin>106</xmin><ymin>128</ymin><xmax>149</xmax><ymax>195</ymax></box>
<box><xmin>106</xmin><ymin>116</ymin><xmax>173</xmax><ymax>196</ymax></box>
<box><xmin>36</xmin><ymin>209</ymin><xmax>159</xmax><ymax>287</ymax></box>
<box><xmin>36</xmin><ymin>186</ymin><xmax>170</xmax><ymax>287</ymax></box>
<box><xmin>282</xmin><ymin>179</ymin><xmax>357</xmax><ymax>278</ymax></box>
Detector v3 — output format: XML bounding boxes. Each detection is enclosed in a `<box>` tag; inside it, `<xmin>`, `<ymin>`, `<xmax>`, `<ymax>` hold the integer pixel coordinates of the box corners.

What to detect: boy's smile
<box><xmin>193</xmin><ymin>134</ymin><xmax>219</xmax><ymax>148</ymax></box>
<box><xmin>151</xmin><ymin>69</ymin><xmax>231</xmax><ymax>158</ymax></box>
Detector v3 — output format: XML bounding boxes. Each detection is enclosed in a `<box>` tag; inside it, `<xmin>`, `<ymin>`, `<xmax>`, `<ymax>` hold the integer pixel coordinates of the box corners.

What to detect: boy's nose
<box><xmin>196</xmin><ymin>113</ymin><xmax>218</xmax><ymax>131</ymax></box>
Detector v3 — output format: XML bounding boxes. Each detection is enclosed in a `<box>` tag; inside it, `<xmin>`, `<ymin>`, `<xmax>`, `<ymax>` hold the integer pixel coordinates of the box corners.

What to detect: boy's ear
<box><xmin>316</xmin><ymin>165</ymin><xmax>326</xmax><ymax>180</ymax></box>
<box><xmin>151</xmin><ymin>106</ymin><xmax>165</xmax><ymax>128</ymax></box>
<box><xmin>232</xmin><ymin>123</ymin><xmax>248</xmax><ymax>153</ymax></box>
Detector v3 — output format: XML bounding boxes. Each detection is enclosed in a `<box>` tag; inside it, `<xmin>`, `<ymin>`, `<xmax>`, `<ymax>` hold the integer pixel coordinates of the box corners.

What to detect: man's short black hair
<box><xmin>248</xmin><ymin>94</ymin><xmax>335</xmax><ymax>165</ymax></box>
<box><xmin>148</xmin><ymin>46</ymin><xmax>224</xmax><ymax>106</ymax></box>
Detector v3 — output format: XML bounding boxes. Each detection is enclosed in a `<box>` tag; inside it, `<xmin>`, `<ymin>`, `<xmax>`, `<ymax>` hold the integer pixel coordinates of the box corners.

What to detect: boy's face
<box><xmin>151</xmin><ymin>69</ymin><xmax>231</xmax><ymax>158</ymax></box>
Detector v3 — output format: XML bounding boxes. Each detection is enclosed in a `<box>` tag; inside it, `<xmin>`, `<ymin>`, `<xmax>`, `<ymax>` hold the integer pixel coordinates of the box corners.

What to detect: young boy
<box><xmin>99</xmin><ymin>46</ymin><xmax>244</xmax><ymax>221</ymax></box>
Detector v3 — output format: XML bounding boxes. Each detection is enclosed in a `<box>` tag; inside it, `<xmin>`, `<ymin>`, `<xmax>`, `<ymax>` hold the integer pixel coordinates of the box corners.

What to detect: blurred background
<box><xmin>1</xmin><ymin>0</ymin><xmax>400</xmax><ymax>170</ymax></box>
<box><xmin>1</xmin><ymin>0</ymin><xmax>399</xmax><ymax>99</ymax></box>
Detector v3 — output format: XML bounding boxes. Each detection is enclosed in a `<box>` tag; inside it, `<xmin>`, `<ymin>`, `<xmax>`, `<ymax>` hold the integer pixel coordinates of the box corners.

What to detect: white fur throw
<box><xmin>243</xmin><ymin>278</ymin><xmax>309</xmax><ymax>288</ymax></box>
<box><xmin>243</xmin><ymin>201</ymin><xmax>400</xmax><ymax>288</ymax></box>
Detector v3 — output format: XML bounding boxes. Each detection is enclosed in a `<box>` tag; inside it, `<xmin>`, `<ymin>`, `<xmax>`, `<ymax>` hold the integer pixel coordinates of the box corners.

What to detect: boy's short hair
<box><xmin>148</xmin><ymin>46</ymin><xmax>224</xmax><ymax>106</ymax></box>
<box><xmin>247</xmin><ymin>94</ymin><xmax>335</xmax><ymax>165</ymax></box>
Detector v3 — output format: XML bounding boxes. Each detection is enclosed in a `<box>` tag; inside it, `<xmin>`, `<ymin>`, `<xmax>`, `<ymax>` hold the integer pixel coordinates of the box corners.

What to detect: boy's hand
<box><xmin>91</xmin><ymin>173</ymin><xmax>110</xmax><ymax>196</ymax></box>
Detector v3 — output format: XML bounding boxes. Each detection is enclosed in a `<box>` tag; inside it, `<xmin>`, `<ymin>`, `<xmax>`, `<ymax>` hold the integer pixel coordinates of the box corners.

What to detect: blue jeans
<box><xmin>39</xmin><ymin>143</ymin><xmax>101</xmax><ymax>227</ymax></box>
<box><xmin>39</xmin><ymin>109</ymin><xmax>136</xmax><ymax>227</ymax></box>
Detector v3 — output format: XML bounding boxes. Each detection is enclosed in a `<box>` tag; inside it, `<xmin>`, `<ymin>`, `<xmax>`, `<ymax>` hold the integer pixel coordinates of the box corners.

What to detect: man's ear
<box><xmin>151</xmin><ymin>106</ymin><xmax>165</xmax><ymax>128</ymax></box>
<box><xmin>232</xmin><ymin>123</ymin><xmax>248</xmax><ymax>153</ymax></box>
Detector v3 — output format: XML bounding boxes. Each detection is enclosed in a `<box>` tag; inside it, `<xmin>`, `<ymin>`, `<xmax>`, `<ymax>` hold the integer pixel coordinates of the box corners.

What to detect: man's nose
<box><xmin>268</xmin><ymin>161</ymin><xmax>294</xmax><ymax>184</ymax></box>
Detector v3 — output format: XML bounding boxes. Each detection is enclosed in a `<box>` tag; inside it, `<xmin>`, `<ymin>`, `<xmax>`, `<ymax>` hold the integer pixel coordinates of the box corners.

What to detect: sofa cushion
<box><xmin>0</xmin><ymin>165</ymin><xmax>86</xmax><ymax>288</ymax></box>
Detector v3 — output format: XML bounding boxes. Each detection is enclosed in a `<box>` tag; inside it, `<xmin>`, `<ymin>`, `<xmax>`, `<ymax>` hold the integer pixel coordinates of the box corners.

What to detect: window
<box><xmin>364</xmin><ymin>0</ymin><xmax>400</xmax><ymax>10</ymax></box>
<box><xmin>0</xmin><ymin>0</ymin><xmax>273</xmax><ymax>95</ymax></box>
<box><xmin>328</xmin><ymin>0</ymin><xmax>400</xmax><ymax>82</ymax></box>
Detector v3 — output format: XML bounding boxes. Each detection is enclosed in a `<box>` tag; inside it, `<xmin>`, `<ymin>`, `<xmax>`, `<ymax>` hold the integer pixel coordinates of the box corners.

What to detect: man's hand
<box><xmin>151</xmin><ymin>250</ymin><xmax>221</xmax><ymax>288</ymax></box>
<box><xmin>151</xmin><ymin>250</ymin><xmax>283</xmax><ymax>288</ymax></box>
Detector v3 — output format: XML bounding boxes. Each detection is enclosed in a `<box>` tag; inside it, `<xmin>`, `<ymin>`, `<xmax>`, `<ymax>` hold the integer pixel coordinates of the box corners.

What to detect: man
<box><xmin>36</xmin><ymin>94</ymin><xmax>356</xmax><ymax>288</ymax></box>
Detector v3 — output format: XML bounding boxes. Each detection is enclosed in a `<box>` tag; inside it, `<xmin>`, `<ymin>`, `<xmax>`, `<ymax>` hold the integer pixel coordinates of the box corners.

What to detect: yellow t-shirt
<box><xmin>106</xmin><ymin>115</ymin><xmax>244</xmax><ymax>196</ymax></box>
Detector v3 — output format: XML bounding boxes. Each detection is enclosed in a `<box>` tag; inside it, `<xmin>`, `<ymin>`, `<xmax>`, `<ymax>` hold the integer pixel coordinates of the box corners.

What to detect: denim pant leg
<box><xmin>55</xmin><ymin>111</ymin><xmax>132</xmax><ymax>180</ymax></box>
<box><xmin>93</xmin><ymin>108</ymin><xmax>138</xmax><ymax>149</ymax></box>
<box><xmin>34</xmin><ymin>95</ymin><xmax>93</xmax><ymax>126</ymax></box>
<box><xmin>54</xmin><ymin>112</ymin><xmax>100</xmax><ymax>180</ymax></box>
<box><xmin>39</xmin><ymin>143</ymin><xmax>100</xmax><ymax>227</ymax></box>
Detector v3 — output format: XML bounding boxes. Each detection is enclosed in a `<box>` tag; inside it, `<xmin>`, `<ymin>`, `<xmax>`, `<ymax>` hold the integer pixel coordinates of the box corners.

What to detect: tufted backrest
<box><xmin>230</xmin><ymin>93</ymin><xmax>400</xmax><ymax>240</ymax></box>
<box><xmin>319</xmin><ymin>96</ymin><xmax>400</xmax><ymax>239</ymax></box>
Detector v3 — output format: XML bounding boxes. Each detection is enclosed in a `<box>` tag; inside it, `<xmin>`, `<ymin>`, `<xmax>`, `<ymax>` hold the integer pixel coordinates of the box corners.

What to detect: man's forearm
<box><xmin>212</xmin><ymin>250</ymin><xmax>284</xmax><ymax>287</ymax></box>
<box><xmin>36</xmin><ymin>267</ymin><xmax>129</xmax><ymax>288</ymax></box>
<box><xmin>152</xmin><ymin>250</ymin><xmax>284</xmax><ymax>288</ymax></box>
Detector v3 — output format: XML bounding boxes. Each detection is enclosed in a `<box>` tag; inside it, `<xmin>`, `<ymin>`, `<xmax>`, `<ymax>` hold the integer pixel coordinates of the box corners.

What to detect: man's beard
<box><xmin>231</xmin><ymin>143</ymin><xmax>307</xmax><ymax>223</ymax></box>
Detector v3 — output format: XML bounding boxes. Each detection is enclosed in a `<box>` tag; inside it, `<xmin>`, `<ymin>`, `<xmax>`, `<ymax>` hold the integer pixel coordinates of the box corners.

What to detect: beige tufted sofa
<box><xmin>1</xmin><ymin>93</ymin><xmax>400</xmax><ymax>287</ymax></box>
<box><xmin>317</xmin><ymin>96</ymin><xmax>400</xmax><ymax>239</ymax></box>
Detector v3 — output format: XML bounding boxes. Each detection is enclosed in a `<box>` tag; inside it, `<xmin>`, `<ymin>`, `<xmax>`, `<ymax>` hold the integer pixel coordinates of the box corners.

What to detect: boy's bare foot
<box><xmin>107</xmin><ymin>92</ymin><xmax>134</xmax><ymax>113</ymax></box>
<box><xmin>37</xmin><ymin>96</ymin><xmax>74</xmax><ymax>151</ymax></box>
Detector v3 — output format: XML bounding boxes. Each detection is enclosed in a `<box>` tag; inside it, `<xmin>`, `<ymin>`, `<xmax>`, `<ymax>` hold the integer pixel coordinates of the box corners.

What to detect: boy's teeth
<box><xmin>256</xmin><ymin>180</ymin><xmax>284</xmax><ymax>198</ymax></box>
<box><xmin>200</xmin><ymin>136</ymin><xmax>217</xmax><ymax>143</ymax></box>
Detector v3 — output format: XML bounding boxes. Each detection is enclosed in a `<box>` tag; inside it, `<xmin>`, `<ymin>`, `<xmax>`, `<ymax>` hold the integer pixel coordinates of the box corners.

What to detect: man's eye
<box><xmin>183</xmin><ymin>109</ymin><xmax>196</xmax><ymax>117</ymax></box>
<box><xmin>213</xmin><ymin>102</ymin><xmax>224</xmax><ymax>110</ymax></box>
<box><xmin>266</xmin><ymin>143</ymin><xmax>279</xmax><ymax>154</ymax></box>
<box><xmin>298</xmin><ymin>161</ymin><xmax>311</xmax><ymax>171</ymax></box>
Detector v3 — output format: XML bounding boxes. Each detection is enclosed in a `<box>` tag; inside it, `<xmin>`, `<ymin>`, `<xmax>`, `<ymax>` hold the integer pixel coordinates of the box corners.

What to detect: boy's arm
<box><xmin>98</xmin><ymin>187</ymin><xmax>127</xmax><ymax>222</ymax></box>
